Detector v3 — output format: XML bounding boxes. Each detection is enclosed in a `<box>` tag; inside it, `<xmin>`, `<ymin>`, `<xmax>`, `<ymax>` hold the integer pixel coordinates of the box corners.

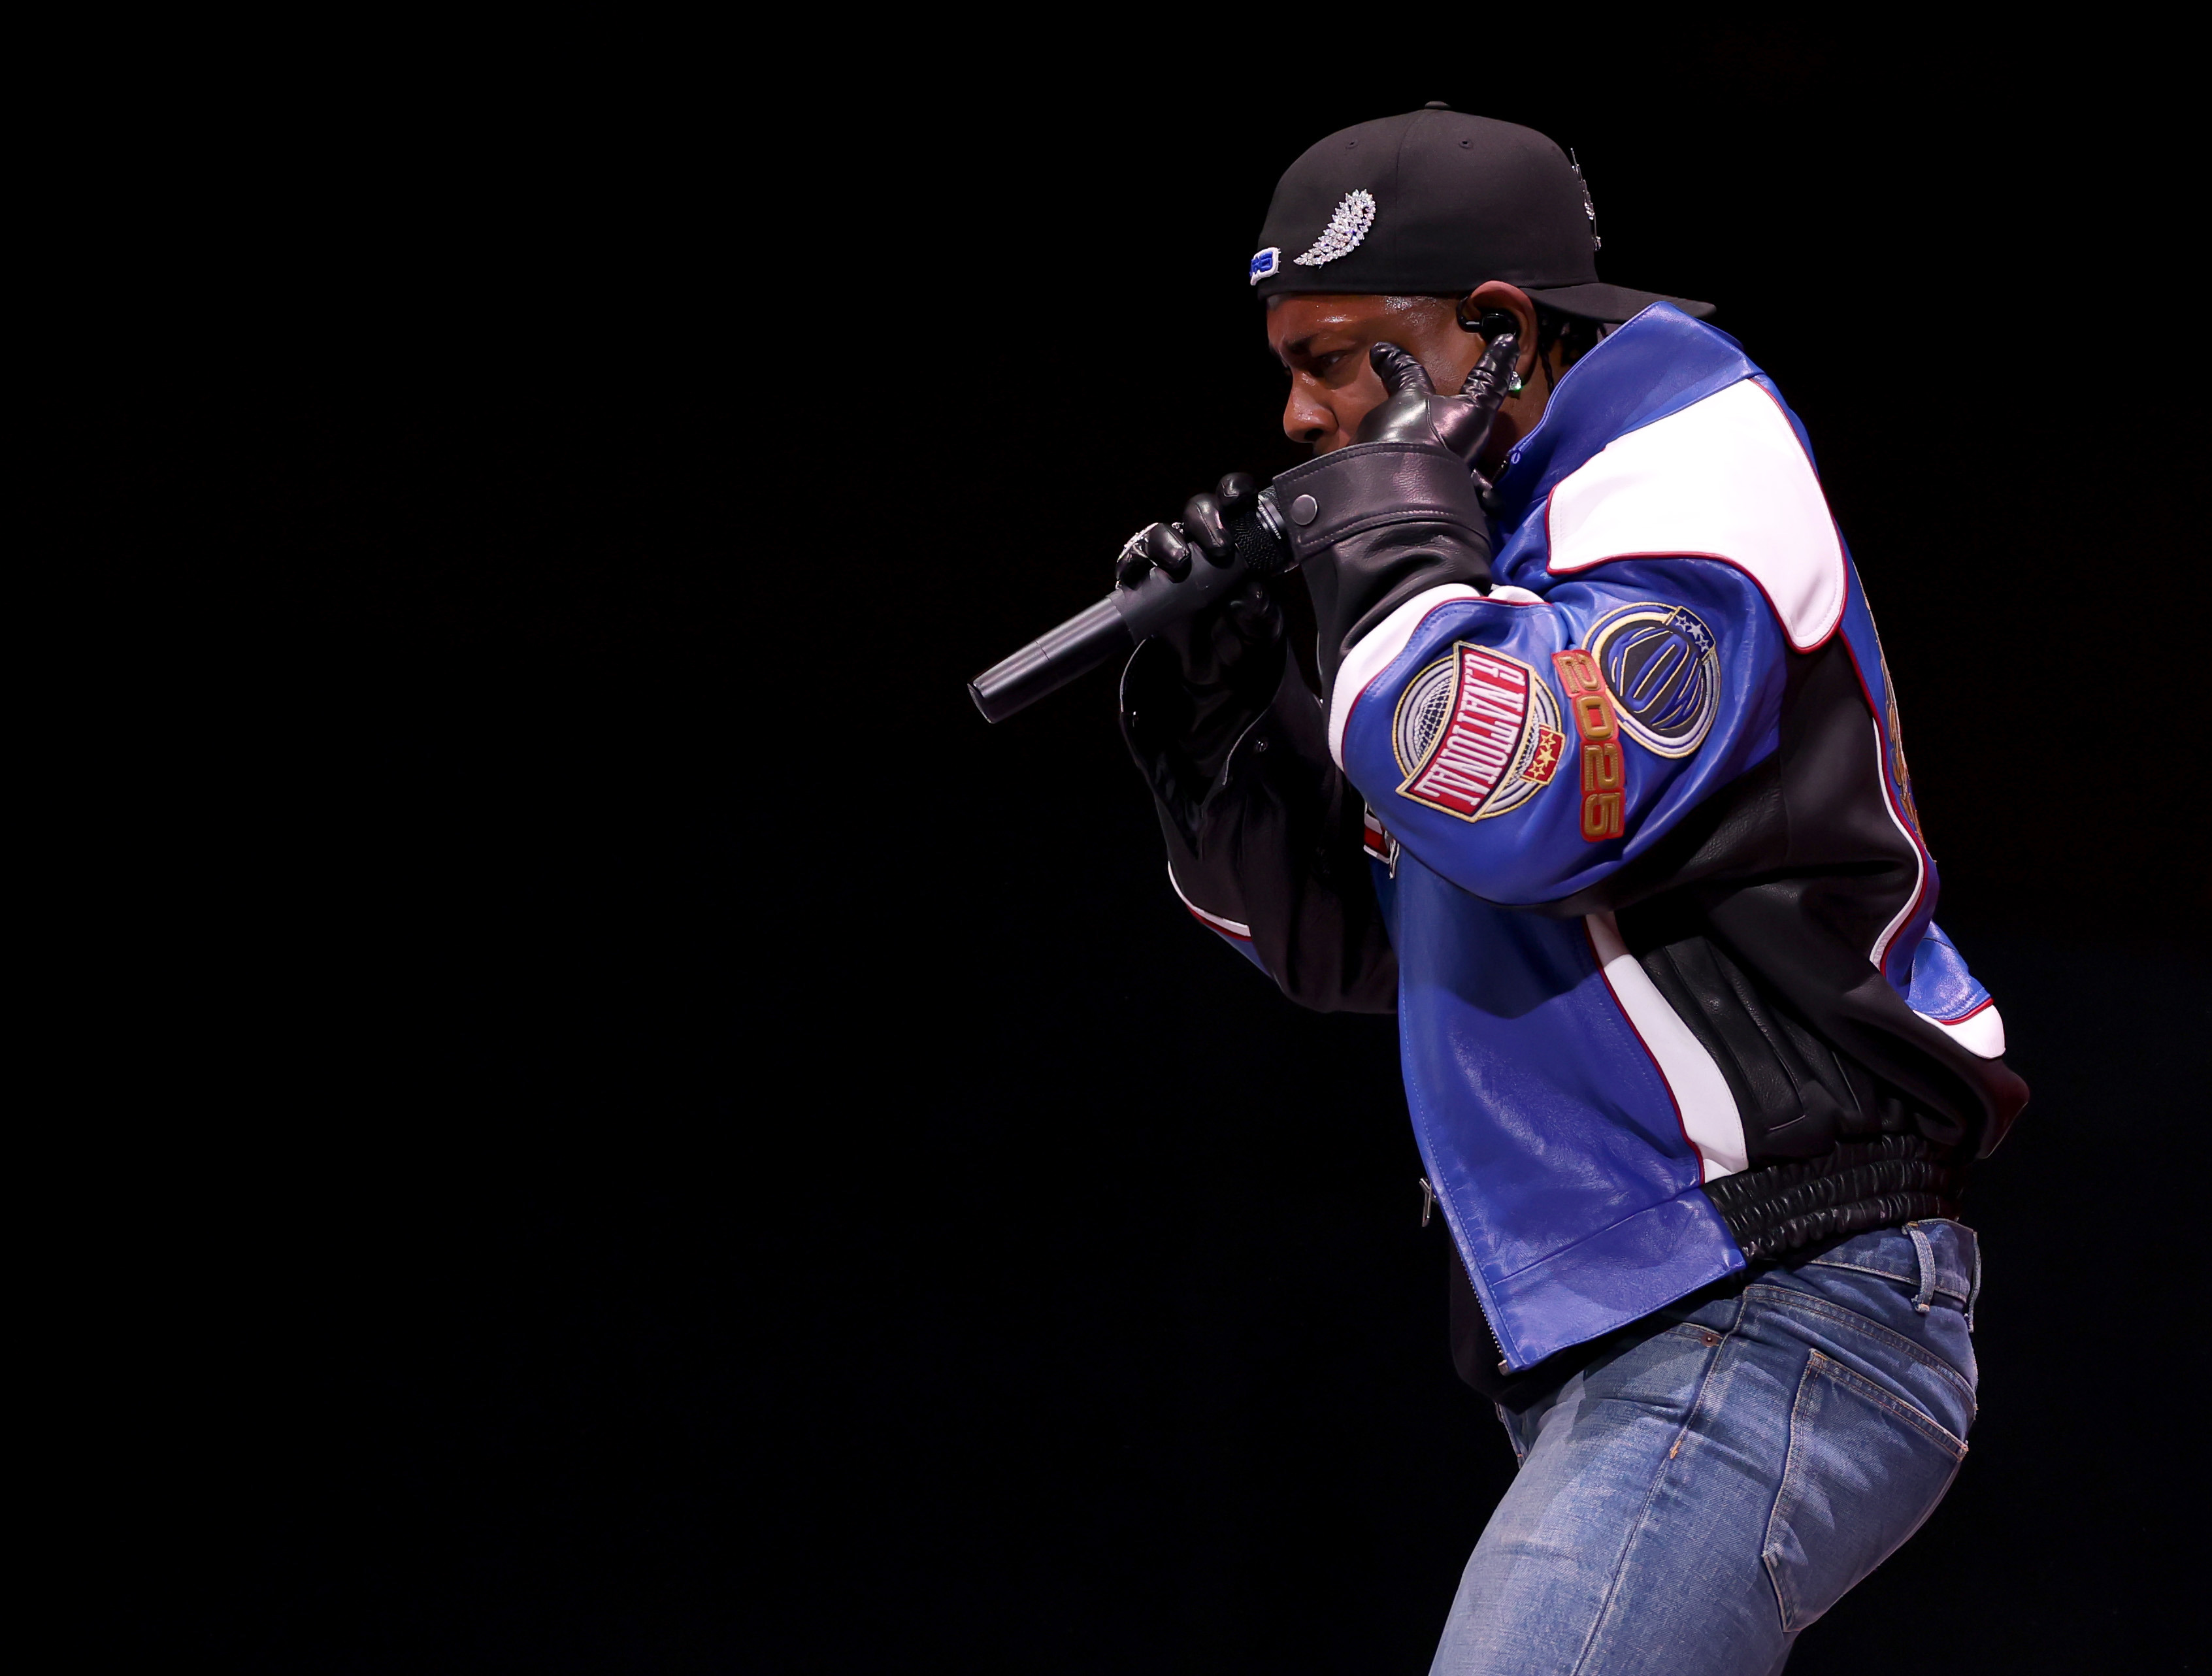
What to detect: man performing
<box><xmin>1106</xmin><ymin>108</ymin><xmax>2029</xmax><ymax>1672</ymax></box>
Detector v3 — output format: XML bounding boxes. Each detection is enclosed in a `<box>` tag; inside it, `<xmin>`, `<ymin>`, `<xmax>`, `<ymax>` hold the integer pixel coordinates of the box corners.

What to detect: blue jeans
<box><xmin>1431</xmin><ymin>1220</ymin><xmax>1981</xmax><ymax>1675</ymax></box>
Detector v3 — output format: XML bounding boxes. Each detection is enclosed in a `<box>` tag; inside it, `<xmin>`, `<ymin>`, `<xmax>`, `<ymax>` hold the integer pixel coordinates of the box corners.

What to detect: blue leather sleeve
<box><xmin>1334</xmin><ymin>556</ymin><xmax>1789</xmax><ymax>906</ymax></box>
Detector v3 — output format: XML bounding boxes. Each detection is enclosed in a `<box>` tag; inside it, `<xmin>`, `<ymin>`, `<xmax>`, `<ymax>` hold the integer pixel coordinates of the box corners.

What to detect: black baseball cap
<box><xmin>1249</xmin><ymin>105</ymin><xmax>1713</xmax><ymax>322</ymax></box>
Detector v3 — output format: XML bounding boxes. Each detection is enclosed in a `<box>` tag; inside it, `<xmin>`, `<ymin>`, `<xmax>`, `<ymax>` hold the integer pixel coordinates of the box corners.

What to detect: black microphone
<box><xmin>966</xmin><ymin>489</ymin><xmax>1293</xmax><ymax>723</ymax></box>
<box><xmin>966</xmin><ymin>320</ymin><xmax>1521</xmax><ymax>724</ymax></box>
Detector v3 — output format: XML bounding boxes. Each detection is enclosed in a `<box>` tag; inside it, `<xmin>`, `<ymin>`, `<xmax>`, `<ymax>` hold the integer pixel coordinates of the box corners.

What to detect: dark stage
<box><xmin>52</xmin><ymin>29</ymin><xmax>2204</xmax><ymax>1673</ymax></box>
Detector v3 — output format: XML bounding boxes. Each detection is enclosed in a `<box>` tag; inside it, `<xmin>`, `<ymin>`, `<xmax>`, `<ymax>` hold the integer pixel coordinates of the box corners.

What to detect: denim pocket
<box><xmin>1762</xmin><ymin>1349</ymin><xmax>1966</xmax><ymax>1631</ymax></box>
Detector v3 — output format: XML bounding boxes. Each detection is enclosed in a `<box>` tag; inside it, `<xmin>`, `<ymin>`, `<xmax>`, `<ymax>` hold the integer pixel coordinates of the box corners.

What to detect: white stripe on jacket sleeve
<box><xmin>1166</xmin><ymin>863</ymin><xmax>1251</xmax><ymax>939</ymax></box>
<box><xmin>1325</xmin><ymin>584</ymin><xmax>1490</xmax><ymax>770</ymax></box>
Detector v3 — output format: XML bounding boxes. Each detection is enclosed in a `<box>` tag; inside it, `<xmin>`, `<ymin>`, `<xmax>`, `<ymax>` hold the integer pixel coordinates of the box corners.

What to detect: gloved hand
<box><xmin>1114</xmin><ymin>472</ymin><xmax>1284</xmax><ymax>694</ymax></box>
<box><xmin>1268</xmin><ymin>344</ymin><xmax>1501</xmax><ymax>691</ymax></box>
<box><xmin>1357</xmin><ymin>340</ymin><xmax>1508</xmax><ymax>486</ymax></box>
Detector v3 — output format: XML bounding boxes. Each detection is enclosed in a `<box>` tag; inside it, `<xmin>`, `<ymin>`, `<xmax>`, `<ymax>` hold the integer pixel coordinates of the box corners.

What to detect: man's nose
<box><xmin>1283</xmin><ymin>384</ymin><xmax>1331</xmax><ymax>448</ymax></box>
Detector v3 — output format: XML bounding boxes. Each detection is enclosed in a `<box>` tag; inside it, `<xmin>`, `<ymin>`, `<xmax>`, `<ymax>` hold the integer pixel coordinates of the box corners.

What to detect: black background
<box><xmin>52</xmin><ymin>25</ymin><xmax>2205</xmax><ymax>1674</ymax></box>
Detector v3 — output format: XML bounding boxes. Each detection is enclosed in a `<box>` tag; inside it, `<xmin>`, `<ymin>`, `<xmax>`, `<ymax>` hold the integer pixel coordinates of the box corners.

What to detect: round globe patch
<box><xmin>1585</xmin><ymin>603</ymin><xmax>1721</xmax><ymax>759</ymax></box>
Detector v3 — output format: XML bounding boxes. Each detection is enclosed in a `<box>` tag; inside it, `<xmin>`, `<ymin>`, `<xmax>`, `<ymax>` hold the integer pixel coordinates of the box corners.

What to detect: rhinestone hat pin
<box><xmin>1293</xmin><ymin>189</ymin><xmax>1376</xmax><ymax>267</ymax></box>
<box><xmin>1569</xmin><ymin>149</ymin><xmax>1600</xmax><ymax>252</ymax></box>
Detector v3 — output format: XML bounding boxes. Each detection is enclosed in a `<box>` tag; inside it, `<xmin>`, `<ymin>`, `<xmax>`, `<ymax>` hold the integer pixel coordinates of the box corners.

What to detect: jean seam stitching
<box><xmin>1743</xmin><ymin>1283</ymin><xmax>1976</xmax><ymax>1406</ymax></box>
<box><xmin>1762</xmin><ymin>1351</ymin><xmax>1824</xmax><ymax>1632</ymax></box>
<box><xmin>1802</xmin><ymin>1347</ymin><xmax>1969</xmax><ymax>1458</ymax></box>
<box><xmin>1565</xmin><ymin>1290</ymin><xmax>1743</xmax><ymax>1676</ymax></box>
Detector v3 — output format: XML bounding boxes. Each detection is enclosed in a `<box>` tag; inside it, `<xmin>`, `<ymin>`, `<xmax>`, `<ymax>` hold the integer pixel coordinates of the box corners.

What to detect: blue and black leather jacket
<box><xmin>1122</xmin><ymin>306</ymin><xmax>2028</xmax><ymax>1378</ymax></box>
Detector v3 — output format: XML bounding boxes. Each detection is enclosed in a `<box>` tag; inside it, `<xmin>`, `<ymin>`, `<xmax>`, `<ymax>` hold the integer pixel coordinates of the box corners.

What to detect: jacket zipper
<box><xmin>1421</xmin><ymin>1176</ymin><xmax>1511</xmax><ymax>1375</ymax></box>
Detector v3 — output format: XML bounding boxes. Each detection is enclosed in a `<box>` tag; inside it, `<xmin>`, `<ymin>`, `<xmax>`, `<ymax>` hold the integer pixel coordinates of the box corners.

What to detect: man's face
<box><xmin>1266</xmin><ymin>293</ymin><xmax>1474</xmax><ymax>453</ymax></box>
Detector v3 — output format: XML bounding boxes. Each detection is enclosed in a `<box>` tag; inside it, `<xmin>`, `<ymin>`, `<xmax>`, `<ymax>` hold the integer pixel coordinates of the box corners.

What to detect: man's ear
<box><xmin>1458</xmin><ymin>282</ymin><xmax>1540</xmax><ymax>386</ymax></box>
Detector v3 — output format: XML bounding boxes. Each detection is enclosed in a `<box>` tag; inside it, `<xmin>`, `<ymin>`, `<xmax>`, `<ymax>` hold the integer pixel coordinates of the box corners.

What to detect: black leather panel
<box><xmin>1600</xmin><ymin>635</ymin><xmax>2027</xmax><ymax>1160</ymax></box>
<box><xmin>1702</xmin><ymin>1135</ymin><xmax>1964</xmax><ymax>1260</ymax></box>
<box><xmin>1627</xmin><ymin>908</ymin><xmax>1947</xmax><ymax>1161</ymax></box>
<box><xmin>1121</xmin><ymin>639</ymin><xmax>1398</xmax><ymax>1013</ymax></box>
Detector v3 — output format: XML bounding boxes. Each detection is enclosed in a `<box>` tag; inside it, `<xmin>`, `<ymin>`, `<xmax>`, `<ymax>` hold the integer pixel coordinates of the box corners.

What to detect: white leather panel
<box><xmin>1545</xmin><ymin>380</ymin><xmax>1847</xmax><ymax>651</ymax></box>
<box><xmin>1917</xmin><ymin>1003</ymin><xmax>2007</xmax><ymax>1060</ymax></box>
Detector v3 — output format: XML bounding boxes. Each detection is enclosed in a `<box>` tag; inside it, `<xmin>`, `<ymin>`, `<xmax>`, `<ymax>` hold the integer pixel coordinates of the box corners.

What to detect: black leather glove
<box><xmin>1357</xmin><ymin>341</ymin><xmax>1509</xmax><ymax>472</ymax></box>
<box><xmin>1115</xmin><ymin>473</ymin><xmax>1289</xmax><ymax>816</ymax></box>
<box><xmin>1269</xmin><ymin>343</ymin><xmax>1498</xmax><ymax>692</ymax></box>
<box><xmin>1114</xmin><ymin>472</ymin><xmax>1285</xmax><ymax>695</ymax></box>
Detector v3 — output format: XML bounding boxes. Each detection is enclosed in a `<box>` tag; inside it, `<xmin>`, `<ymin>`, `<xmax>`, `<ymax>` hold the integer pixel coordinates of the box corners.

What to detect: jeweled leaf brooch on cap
<box><xmin>1293</xmin><ymin>189</ymin><xmax>1376</xmax><ymax>268</ymax></box>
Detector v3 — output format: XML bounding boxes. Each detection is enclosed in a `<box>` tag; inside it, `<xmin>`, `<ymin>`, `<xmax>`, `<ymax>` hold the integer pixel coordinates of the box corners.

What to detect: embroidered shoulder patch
<box><xmin>1391</xmin><ymin>644</ymin><xmax>1564</xmax><ymax>821</ymax></box>
<box><xmin>1585</xmin><ymin>602</ymin><xmax>1721</xmax><ymax>758</ymax></box>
